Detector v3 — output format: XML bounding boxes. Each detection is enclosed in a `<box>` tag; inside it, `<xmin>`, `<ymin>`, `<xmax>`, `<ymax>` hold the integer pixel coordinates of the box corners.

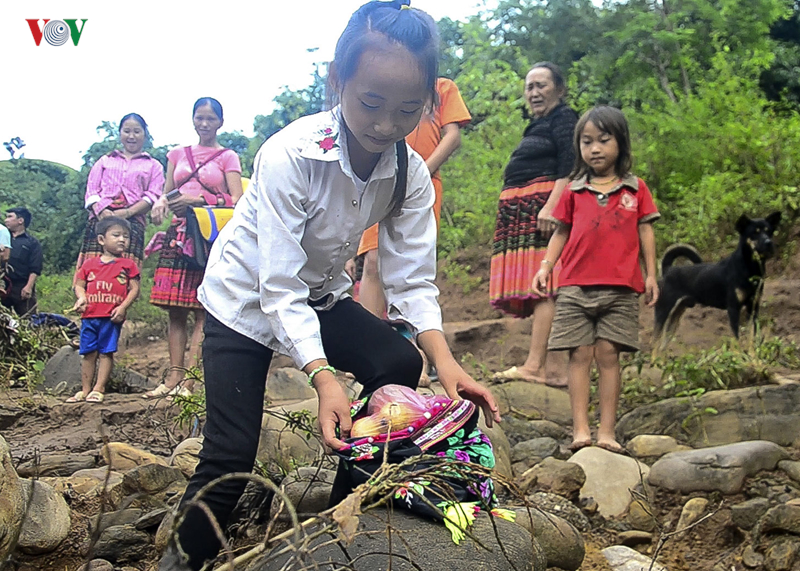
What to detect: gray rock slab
<box><xmin>513</xmin><ymin>507</ymin><xmax>585</xmax><ymax>570</ymax></box>
<box><xmin>731</xmin><ymin>497</ymin><xmax>771</xmax><ymax>530</ymax></box>
<box><xmin>92</xmin><ymin>524</ymin><xmax>151</xmax><ymax>563</ymax></box>
<box><xmin>602</xmin><ymin>545</ymin><xmax>667</xmax><ymax>571</ymax></box>
<box><xmin>271</xmin><ymin>466</ymin><xmax>336</xmax><ymax>517</ymax></box>
<box><xmin>512</xmin><ymin>437</ymin><xmax>560</xmax><ymax>462</ymax></box>
<box><xmin>529</xmin><ymin>457</ymin><xmax>586</xmax><ymax>497</ymax></box>
<box><xmin>17</xmin><ymin>453</ymin><xmax>96</xmax><ymax>477</ymax></box>
<box><xmin>626</xmin><ymin>434</ymin><xmax>687</xmax><ymax>458</ymax></box>
<box><xmin>568</xmin><ymin>447</ymin><xmax>650</xmax><ymax>517</ymax></box>
<box><xmin>17</xmin><ymin>479</ymin><xmax>71</xmax><ymax>554</ymax></box>
<box><xmin>491</xmin><ymin>381</ymin><xmax>574</xmax><ymax>425</ymax></box>
<box><xmin>266</xmin><ymin>367</ymin><xmax>316</xmax><ymax>401</ymax></box>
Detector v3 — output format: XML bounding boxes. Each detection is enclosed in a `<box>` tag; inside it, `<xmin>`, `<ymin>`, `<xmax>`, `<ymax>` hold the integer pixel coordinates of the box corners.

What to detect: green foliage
<box><xmin>0</xmin><ymin>304</ymin><xmax>64</xmax><ymax>389</ymax></box>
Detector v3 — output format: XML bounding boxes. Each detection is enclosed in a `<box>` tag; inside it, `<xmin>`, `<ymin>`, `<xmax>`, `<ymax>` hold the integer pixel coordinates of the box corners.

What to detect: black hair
<box><xmin>119</xmin><ymin>113</ymin><xmax>149</xmax><ymax>139</ymax></box>
<box><xmin>6</xmin><ymin>207</ymin><xmax>32</xmax><ymax>229</ymax></box>
<box><xmin>96</xmin><ymin>216</ymin><xmax>131</xmax><ymax>237</ymax></box>
<box><xmin>529</xmin><ymin>61</ymin><xmax>567</xmax><ymax>98</ymax></box>
<box><xmin>570</xmin><ymin>106</ymin><xmax>633</xmax><ymax>180</ymax></box>
<box><xmin>193</xmin><ymin>97</ymin><xmax>224</xmax><ymax>121</ymax></box>
<box><xmin>329</xmin><ymin>1</ymin><xmax>438</xmax><ymax>216</ymax></box>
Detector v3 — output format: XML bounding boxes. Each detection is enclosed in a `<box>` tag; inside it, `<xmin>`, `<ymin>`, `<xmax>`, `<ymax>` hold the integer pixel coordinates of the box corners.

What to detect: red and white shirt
<box><xmin>552</xmin><ymin>174</ymin><xmax>659</xmax><ymax>293</ymax></box>
<box><xmin>75</xmin><ymin>257</ymin><xmax>140</xmax><ymax>318</ymax></box>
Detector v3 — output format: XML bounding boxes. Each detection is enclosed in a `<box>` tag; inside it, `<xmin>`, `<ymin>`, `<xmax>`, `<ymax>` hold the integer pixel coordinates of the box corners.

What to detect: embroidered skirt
<box><xmin>76</xmin><ymin>216</ymin><xmax>145</xmax><ymax>271</ymax></box>
<box><xmin>490</xmin><ymin>176</ymin><xmax>562</xmax><ymax>318</ymax></box>
<box><xmin>150</xmin><ymin>223</ymin><xmax>204</xmax><ymax>309</ymax></box>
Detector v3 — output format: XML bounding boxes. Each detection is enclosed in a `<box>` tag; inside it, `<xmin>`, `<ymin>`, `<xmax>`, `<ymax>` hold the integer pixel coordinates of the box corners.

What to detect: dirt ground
<box><xmin>5</xmin><ymin>243</ymin><xmax>800</xmax><ymax>570</ymax></box>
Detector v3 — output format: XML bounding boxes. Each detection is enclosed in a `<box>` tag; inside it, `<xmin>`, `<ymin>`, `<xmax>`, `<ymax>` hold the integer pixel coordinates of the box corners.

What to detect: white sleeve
<box><xmin>379</xmin><ymin>157</ymin><xmax>442</xmax><ymax>335</ymax></box>
<box><xmin>254</xmin><ymin>144</ymin><xmax>326</xmax><ymax>369</ymax></box>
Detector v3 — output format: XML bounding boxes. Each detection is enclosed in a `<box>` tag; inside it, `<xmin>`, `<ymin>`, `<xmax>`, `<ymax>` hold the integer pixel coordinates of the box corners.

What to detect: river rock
<box><xmin>732</xmin><ymin>497</ymin><xmax>771</xmax><ymax>530</ymax></box>
<box><xmin>526</xmin><ymin>491</ymin><xmax>591</xmax><ymax>531</ymax></box>
<box><xmin>135</xmin><ymin>507</ymin><xmax>169</xmax><ymax>530</ymax></box>
<box><xmin>266</xmin><ymin>367</ymin><xmax>316</xmax><ymax>401</ymax></box>
<box><xmin>764</xmin><ymin>538</ymin><xmax>800</xmax><ymax>571</ymax></box>
<box><xmin>568</xmin><ymin>447</ymin><xmax>649</xmax><ymax>517</ymax></box>
<box><xmin>617</xmin><ymin>384</ymin><xmax>800</xmax><ymax>447</ymax></box>
<box><xmin>648</xmin><ymin>441</ymin><xmax>789</xmax><ymax>494</ymax></box>
<box><xmin>0</xmin><ymin>435</ymin><xmax>25</xmax><ymax>562</ymax></box>
<box><xmin>513</xmin><ymin>507</ymin><xmax>585</xmax><ymax>570</ymax></box>
<box><xmin>779</xmin><ymin>460</ymin><xmax>800</xmax><ymax>484</ymax></box>
<box><xmin>754</xmin><ymin>504</ymin><xmax>800</xmax><ymax>539</ymax></box>
<box><xmin>89</xmin><ymin>508</ymin><xmax>144</xmax><ymax>535</ymax></box>
<box><xmin>78</xmin><ymin>560</ymin><xmax>114</xmax><ymax>571</ymax></box>
<box><xmin>122</xmin><ymin>463</ymin><xmax>185</xmax><ymax>496</ymax></box>
<box><xmin>271</xmin><ymin>467</ymin><xmax>337</xmax><ymax>517</ymax></box>
<box><xmin>627</xmin><ymin>499</ymin><xmax>656</xmax><ymax>532</ymax></box>
<box><xmin>101</xmin><ymin>442</ymin><xmax>168</xmax><ymax>471</ymax></box>
<box><xmin>17</xmin><ymin>479</ymin><xmax>71</xmax><ymax>554</ymax></box>
<box><xmin>91</xmin><ymin>524</ymin><xmax>151</xmax><ymax>563</ymax></box>
<box><xmin>17</xmin><ymin>452</ymin><xmax>96</xmax><ymax>478</ymax></box>
<box><xmin>675</xmin><ymin>497</ymin><xmax>709</xmax><ymax>535</ymax></box>
<box><xmin>625</xmin><ymin>435</ymin><xmax>688</xmax><ymax>458</ymax></box>
<box><xmin>742</xmin><ymin>545</ymin><xmax>764</xmax><ymax>568</ymax></box>
<box><xmin>258</xmin><ymin>398</ymin><xmax>323</xmax><ymax>473</ymax></box>
<box><xmin>529</xmin><ymin>457</ymin><xmax>585</xmax><ymax>498</ymax></box>
<box><xmin>618</xmin><ymin>530</ymin><xmax>653</xmax><ymax>546</ymax></box>
<box><xmin>42</xmin><ymin>345</ymin><xmax>81</xmax><ymax>393</ymax></box>
<box><xmin>491</xmin><ymin>381</ymin><xmax>573</xmax><ymax>425</ymax></box>
<box><xmin>602</xmin><ymin>545</ymin><xmax>666</xmax><ymax>571</ymax></box>
<box><xmin>108</xmin><ymin>367</ymin><xmax>150</xmax><ymax>394</ymax></box>
<box><xmin>169</xmin><ymin>437</ymin><xmax>203</xmax><ymax>478</ymax></box>
<box><xmin>0</xmin><ymin>404</ymin><xmax>23</xmax><ymax>430</ymax></box>
<box><xmin>512</xmin><ymin>437</ymin><xmax>559</xmax><ymax>464</ymax></box>
<box><xmin>499</xmin><ymin>417</ymin><xmax>566</xmax><ymax>446</ymax></box>
<box><xmin>247</xmin><ymin>507</ymin><xmax>546</xmax><ymax>571</ymax></box>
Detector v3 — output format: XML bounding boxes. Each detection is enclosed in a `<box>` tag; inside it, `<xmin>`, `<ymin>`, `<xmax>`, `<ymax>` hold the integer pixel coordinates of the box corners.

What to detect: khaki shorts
<box><xmin>549</xmin><ymin>286</ymin><xmax>639</xmax><ymax>352</ymax></box>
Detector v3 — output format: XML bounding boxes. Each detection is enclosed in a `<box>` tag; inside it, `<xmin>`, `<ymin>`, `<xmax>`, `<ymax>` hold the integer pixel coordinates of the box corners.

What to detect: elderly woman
<box><xmin>78</xmin><ymin>113</ymin><xmax>164</xmax><ymax>272</ymax></box>
<box><xmin>490</xmin><ymin>62</ymin><xmax>578</xmax><ymax>387</ymax></box>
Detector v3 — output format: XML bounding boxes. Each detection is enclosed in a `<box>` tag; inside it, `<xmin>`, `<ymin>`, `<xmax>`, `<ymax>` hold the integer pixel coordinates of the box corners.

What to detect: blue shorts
<box><xmin>79</xmin><ymin>317</ymin><xmax>122</xmax><ymax>355</ymax></box>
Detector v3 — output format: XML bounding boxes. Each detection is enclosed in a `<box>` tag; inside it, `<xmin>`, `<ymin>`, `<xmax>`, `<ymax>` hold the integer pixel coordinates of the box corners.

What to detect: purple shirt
<box><xmin>85</xmin><ymin>150</ymin><xmax>165</xmax><ymax>218</ymax></box>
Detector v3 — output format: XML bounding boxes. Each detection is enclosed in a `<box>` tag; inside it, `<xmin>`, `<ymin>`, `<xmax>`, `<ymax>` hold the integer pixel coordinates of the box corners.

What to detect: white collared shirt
<box><xmin>198</xmin><ymin>108</ymin><xmax>442</xmax><ymax>368</ymax></box>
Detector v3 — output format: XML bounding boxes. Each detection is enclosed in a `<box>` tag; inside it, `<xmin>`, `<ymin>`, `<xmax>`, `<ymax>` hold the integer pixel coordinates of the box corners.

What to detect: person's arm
<box><xmin>118</xmin><ymin>200</ymin><xmax>151</xmax><ymax>219</ymax></box>
<box><xmin>85</xmin><ymin>158</ymin><xmax>107</xmax><ymax>217</ymax></box>
<box><xmin>538</xmin><ymin>177</ymin><xmax>570</xmax><ymax>237</ymax></box>
<box><xmin>72</xmin><ymin>278</ymin><xmax>88</xmax><ymax>314</ymax></box>
<box><xmin>20</xmin><ymin>239</ymin><xmax>43</xmax><ymax>299</ymax></box>
<box><xmin>532</xmin><ymin>224</ymin><xmax>570</xmax><ymax>296</ymax></box>
<box><xmin>424</xmin><ymin>122</ymin><xmax>461</xmax><ymax>176</ymax></box>
<box><xmin>151</xmin><ymin>161</ymin><xmax>176</xmax><ymax>224</ymax></box>
<box><xmin>639</xmin><ymin>222</ymin><xmax>659</xmax><ymax>306</ymax></box>
<box><xmin>224</xmin><ymin>171</ymin><xmax>244</xmax><ymax>205</ymax></box>
<box><xmin>539</xmin><ymin>108</ymin><xmax>578</xmax><ymax>235</ymax></box>
<box><xmin>110</xmin><ymin>276</ymin><xmax>140</xmax><ymax>323</ymax></box>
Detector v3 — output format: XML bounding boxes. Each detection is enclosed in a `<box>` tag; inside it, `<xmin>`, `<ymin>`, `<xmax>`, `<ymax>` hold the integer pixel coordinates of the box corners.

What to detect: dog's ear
<box><xmin>766</xmin><ymin>211</ymin><xmax>782</xmax><ymax>228</ymax></box>
<box><xmin>736</xmin><ymin>214</ymin><xmax>751</xmax><ymax>235</ymax></box>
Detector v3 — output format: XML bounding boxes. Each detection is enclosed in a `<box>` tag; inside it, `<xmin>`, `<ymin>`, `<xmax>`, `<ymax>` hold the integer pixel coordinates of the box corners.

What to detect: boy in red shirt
<box><xmin>66</xmin><ymin>217</ymin><xmax>140</xmax><ymax>403</ymax></box>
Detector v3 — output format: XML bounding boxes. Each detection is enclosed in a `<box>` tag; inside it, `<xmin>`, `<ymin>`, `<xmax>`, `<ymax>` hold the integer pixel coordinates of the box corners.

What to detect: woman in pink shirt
<box><xmin>78</xmin><ymin>113</ymin><xmax>164</xmax><ymax>271</ymax></box>
<box><xmin>145</xmin><ymin>98</ymin><xmax>243</xmax><ymax>398</ymax></box>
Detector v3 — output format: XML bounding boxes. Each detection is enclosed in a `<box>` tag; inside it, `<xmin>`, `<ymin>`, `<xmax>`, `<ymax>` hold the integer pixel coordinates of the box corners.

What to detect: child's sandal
<box><xmin>65</xmin><ymin>391</ymin><xmax>85</xmax><ymax>403</ymax></box>
<box><xmin>142</xmin><ymin>384</ymin><xmax>173</xmax><ymax>399</ymax></box>
<box><xmin>85</xmin><ymin>391</ymin><xmax>105</xmax><ymax>403</ymax></box>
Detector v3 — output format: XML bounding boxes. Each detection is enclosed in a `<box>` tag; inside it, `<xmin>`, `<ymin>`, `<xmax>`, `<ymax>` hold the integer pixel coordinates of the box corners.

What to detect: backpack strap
<box><xmin>388</xmin><ymin>140</ymin><xmax>408</xmax><ymax>217</ymax></box>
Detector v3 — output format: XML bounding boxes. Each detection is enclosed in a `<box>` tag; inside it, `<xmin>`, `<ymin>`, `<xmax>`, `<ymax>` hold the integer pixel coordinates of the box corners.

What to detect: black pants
<box><xmin>1</xmin><ymin>283</ymin><xmax>37</xmax><ymax>316</ymax></box>
<box><xmin>173</xmin><ymin>298</ymin><xmax>423</xmax><ymax>570</ymax></box>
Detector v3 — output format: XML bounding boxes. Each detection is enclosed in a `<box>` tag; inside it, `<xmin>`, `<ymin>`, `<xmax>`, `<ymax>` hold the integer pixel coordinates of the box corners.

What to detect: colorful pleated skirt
<box><xmin>490</xmin><ymin>176</ymin><xmax>562</xmax><ymax>318</ymax></box>
<box><xmin>150</xmin><ymin>223</ymin><xmax>204</xmax><ymax>309</ymax></box>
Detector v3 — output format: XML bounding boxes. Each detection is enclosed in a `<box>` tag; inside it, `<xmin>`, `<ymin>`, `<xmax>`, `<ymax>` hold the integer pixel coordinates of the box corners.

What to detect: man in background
<box><xmin>3</xmin><ymin>207</ymin><xmax>42</xmax><ymax>316</ymax></box>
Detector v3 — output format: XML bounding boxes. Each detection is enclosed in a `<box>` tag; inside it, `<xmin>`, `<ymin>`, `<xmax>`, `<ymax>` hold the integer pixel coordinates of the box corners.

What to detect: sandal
<box><xmin>65</xmin><ymin>391</ymin><xmax>85</xmax><ymax>403</ymax></box>
<box><xmin>85</xmin><ymin>391</ymin><xmax>105</xmax><ymax>403</ymax></box>
<box><xmin>142</xmin><ymin>384</ymin><xmax>192</xmax><ymax>399</ymax></box>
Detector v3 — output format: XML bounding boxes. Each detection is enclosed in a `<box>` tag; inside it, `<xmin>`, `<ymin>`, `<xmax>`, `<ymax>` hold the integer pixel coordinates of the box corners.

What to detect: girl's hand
<box><xmin>537</xmin><ymin>206</ymin><xmax>557</xmax><ymax>238</ymax></box>
<box><xmin>532</xmin><ymin>267</ymin><xmax>550</xmax><ymax>296</ymax></box>
<box><xmin>645</xmin><ymin>275</ymin><xmax>659</xmax><ymax>306</ymax></box>
<box><xmin>167</xmin><ymin>193</ymin><xmax>204</xmax><ymax>218</ymax></box>
<box><xmin>151</xmin><ymin>199</ymin><xmax>169</xmax><ymax>225</ymax></box>
<box><xmin>315</xmin><ymin>374</ymin><xmax>352</xmax><ymax>451</ymax></box>
<box><xmin>438</xmin><ymin>361</ymin><xmax>501</xmax><ymax>427</ymax></box>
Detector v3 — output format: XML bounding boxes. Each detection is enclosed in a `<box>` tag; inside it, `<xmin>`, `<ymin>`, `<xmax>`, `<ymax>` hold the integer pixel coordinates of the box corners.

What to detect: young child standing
<box><xmin>533</xmin><ymin>106</ymin><xmax>659</xmax><ymax>453</ymax></box>
<box><xmin>67</xmin><ymin>216</ymin><xmax>140</xmax><ymax>404</ymax></box>
<box><xmin>157</xmin><ymin>2</ymin><xmax>499</xmax><ymax>570</ymax></box>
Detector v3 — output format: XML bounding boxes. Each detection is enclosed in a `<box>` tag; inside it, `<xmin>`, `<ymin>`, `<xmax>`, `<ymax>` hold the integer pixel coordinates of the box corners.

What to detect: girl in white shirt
<box><xmin>160</xmin><ymin>2</ymin><xmax>501</xmax><ymax>569</ymax></box>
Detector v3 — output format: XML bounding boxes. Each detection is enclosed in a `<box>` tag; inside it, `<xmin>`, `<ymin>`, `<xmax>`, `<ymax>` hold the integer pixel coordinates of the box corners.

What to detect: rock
<box><xmin>258</xmin><ymin>399</ymin><xmax>324</xmax><ymax>473</ymax></box>
<box><xmin>247</xmin><ymin>507</ymin><xmax>546</xmax><ymax>571</ymax></box>
<box><xmin>266</xmin><ymin>367</ymin><xmax>316</xmax><ymax>401</ymax></box>
<box><xmin>77</xmin><ymin>560</ymin><xmax>114</xmax><ymax>571</ymax></box>
<box><xmin>92</xmin><ymin>524</ymin><xmax>151</xmax><ymax>563</ymax></box>
<box><xmin>602</xmin><ymin>545</ymin><xmax>667</xmax><ymax>571</ymax></box>
<box><xmin>17</xmin><ymin>453</ymin><xmax>96</xmax><ymax>477</ymax></box>
<box><xmin>17</xmin><ymin>479</ymin><xmax>71</xmax><ymax>554</ymax></box>
<box><xmin>526</xmin><ymin>492</ymin><xmax>591</xmax><ymax>532</ymax></box>
<box><xmin>755</xmin><ymin>504</ymin><xmax>800</xmax><ymax>538</ymax></box>
<box><xmin>742</xmin><ymin>545</ymin><xmax>765</xmax><ymax>568</ymax></box>
<box><xmin>109</xmin><ymin>367</ymin><xmax>151</xmax><ymax>394</ymax></box>
<box><xmin>617</xmin><ymin>384</ymin><xmax>800</xmax><ymax>448</ymax></box>
<box><xmin>529</xmin><ymin>457</ymin><xmax>585</xmax><ymax>498</ymax></box>
<box><xmin>122</xmin><ymin>463</ymin><xmax>186</xmax><ymax>496</ymax></box>
<box><xmin>568</xmin><ymin>447</ymin><xmax>650</xmax><ymax>517</ymax></box>
<box><xmin>271</xmin><ymin>467</ymin><xmax>337</xmax><ymax>517</ymax></box>
<box><xmin>675</xmin><ymin>497</ymin><xmax>709</xmax><ymax>535</ymax></box>
<box><xmin>70</xmin><ymin>468</ymin><xmax>125</xmax><ymax>498</ymax></box>
<box><xmin>89</xmin><ymin>509</ymin><xmax>144</xmax><ymax>535</ymax></box>
<box><xmin>101</xmin><ymin>443</ymin><xmax>168</xmax><ymax>471</ymax></box>
<box><xmin>732</xmin><ymin>497</ymin><xmax>771</xmax><ymax>530</ymax></box>
<box><xmin>42</xmin><ymin>345</ymin><xmax>82</xmax><ymax>393</ymax></box>
<box><xmin>170</xmin><ymin>437</ymin><xmax>203</xmax><ymax>478</ymax></box>
<box><xmin>511</xmin><ymin>437</ymin><xmax>559</xmax><ymax>463</ymax></box>
<box><xmin>154</xmin><ymin>510</ymin><xmax>175</xmax><ymax>551</ymax></box>
<box><xmin>516</xmin><ymin>466</ymin><xmax>538</xmax><ymax>494</ymax></box>
<box><xmin>0</xmin><ymin>404</ymin><xmax>23</xmax><ymax>430</ymax></box>
<box><xmin>135</xmin><ymin>507</ymin><xmax>169</xmax><ymax>530</ymax></box>
<box><xmin>788</xmin><ymin>498</ymin><xmax>800</xmax><ymax>507</ymax></box>
<box><xmin>779</xmin><ymin>460</ymin><xmax>800</xmax><ymax>484</ymax></box>
<box><xmin>499</xmin><ymin>417</ymin><xmax>566</xmax><ymax>446</ymax></box>
<box><xmin>491</xmin><ymin>381</ymin><xmax>573</xmax><ymax>425</ymax></box>
<box><xmin>627</xmin><ymin>499</ymin><xmax>656</xmax><ymax>532</ymax></box>
<box><xmin>512</xmin><ymin>507</ymin><xmax>585</xmax><ymax>570</ymax></box>
<box><xmin>618</xmin><ymin>530</ymin><xmax>653</xmax><ymax>546</ymax></box>
<box><xmin>648</xmin><ymin>441</ymin><xmax>789</xmax><ymax>494</ymax></box>
<box><xmin>625</xmin><ymin>435</ymin><xmax>688</xmax><ymax>458</ymax></box>
<box><xmin>0</xmin><ymin>435</ymin><xmax>25</xmax><ymax>562</ymax></box>
<box><xmin>764</xmin><ymin>538</ymin><xmax>800</xmax><ymax>571</ymax></box>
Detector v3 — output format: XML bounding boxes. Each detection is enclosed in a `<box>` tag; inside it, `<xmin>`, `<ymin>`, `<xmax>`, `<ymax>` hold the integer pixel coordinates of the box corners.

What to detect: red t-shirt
<box><xmin>75</xmin><ymin>257</ymin><xmax>140</xmax><ymax>318</ymax></box>
<box><xmin>552</xmin><ymin>175</ymin><xmax>659</xmax><ymax>293</ymax></box>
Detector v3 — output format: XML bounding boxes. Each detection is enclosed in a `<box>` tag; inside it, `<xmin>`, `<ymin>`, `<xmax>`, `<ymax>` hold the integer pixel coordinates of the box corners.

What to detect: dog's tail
<box><xmin>661</xmin><ymin>244</ymin><xmax>703</xmax><ymax>275</ymax></box>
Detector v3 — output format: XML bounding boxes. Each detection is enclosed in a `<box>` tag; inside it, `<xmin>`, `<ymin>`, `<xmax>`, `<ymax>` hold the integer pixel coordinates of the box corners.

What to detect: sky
<box><xmin>1</xmin><ymin>1</ymin><xmax>491</xmax><ymax>170</ymax></box>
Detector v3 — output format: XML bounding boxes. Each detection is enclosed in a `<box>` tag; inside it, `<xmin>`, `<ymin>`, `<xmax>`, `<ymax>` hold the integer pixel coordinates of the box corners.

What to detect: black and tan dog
<box><xmin>654</xmin><ymin>212</ymin><xmax>781</xmax><ymax>349</ymax></box>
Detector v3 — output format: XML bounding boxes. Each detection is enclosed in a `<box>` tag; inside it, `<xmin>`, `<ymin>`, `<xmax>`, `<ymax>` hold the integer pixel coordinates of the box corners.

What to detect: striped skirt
<box><xmin>489</xmin><ymin>176</ymin><xmax>562</xmax><ymax>318</ymax></box>
<box><xmin>150</xmin><ymin>223</ymin><xmax>204</xmax><ymax>309</ymax></box>
<box><xmin>76</xmin><ymin>216</ymin><xmax>145</xmax><ymax>271</ymax></box>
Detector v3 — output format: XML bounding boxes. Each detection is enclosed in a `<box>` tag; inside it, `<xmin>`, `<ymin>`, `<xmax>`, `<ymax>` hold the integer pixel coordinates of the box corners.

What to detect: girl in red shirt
<box><xmin>533</xmin><ymin>106</ymin><xmax>659</xmax><ymax>453</ymax></box>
